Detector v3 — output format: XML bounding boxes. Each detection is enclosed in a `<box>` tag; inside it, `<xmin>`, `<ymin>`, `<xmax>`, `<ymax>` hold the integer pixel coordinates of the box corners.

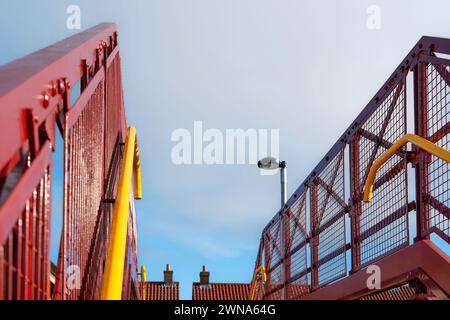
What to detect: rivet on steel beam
<box><xmin>58</xmin><ymin>79</ymin><xmax>66</xmax><ymax>94</ymax></box>
<box><xmin>99</xmin><ymin>41</ymin><xmax>106</xmax><ymax>51</ymax></box>
<box><xmin>48</xmin><ymin>81</ymin><xmax>57</xmax><ymax>97</ymax></box>
<box><xmin>42</xmin><ymin>93</ymin><xmax>50</xmax><ymax>108</ymax></box>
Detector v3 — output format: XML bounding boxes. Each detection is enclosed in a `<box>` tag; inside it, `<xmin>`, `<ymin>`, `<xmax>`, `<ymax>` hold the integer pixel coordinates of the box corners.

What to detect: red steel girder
<box><xmin>300</xmin><ymin>240</ymin><xmax>450</xmax><ymax>300</ymax></box>
<box><xmin>0</xmin><ymin>23</ymin><xmax>117</xmax><ymax>174</ymax></box>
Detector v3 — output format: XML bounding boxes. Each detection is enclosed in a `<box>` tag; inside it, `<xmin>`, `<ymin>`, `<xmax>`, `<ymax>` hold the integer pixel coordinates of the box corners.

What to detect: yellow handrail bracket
<box><xmin>249</xmin><ymin>266</ymin><xmax>267</xmax><ymax>300</ymax></box>
<box><xmin>364</xmin><ymin>134</ymin><xmax>450</xmax><ymax>203</ymax></box>
<box><xmin>101</xmin><ymin>127</ymin><xmax>142</xmax><ymax>300</ymax></box>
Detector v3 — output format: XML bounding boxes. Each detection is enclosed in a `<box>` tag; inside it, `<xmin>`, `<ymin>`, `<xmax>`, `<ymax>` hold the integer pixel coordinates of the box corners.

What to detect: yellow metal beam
<box><xmin>364</xmin><ymin>134</ymin><xmax>450</xmax><ymax>203</ymax></box>
<box><xmin>249</xmin><ymin>266</ymin><xmax>267</xmax><ymax>300</ymax></box>
<box><xmin>141</xmin><ymin>265</ymin><xmax>147</xmax><ymax>301</ymax></box>
<box><xmin>101</xmin><ymin>127</ymin><xmax>142</xmax><ymax>300</ymax></box>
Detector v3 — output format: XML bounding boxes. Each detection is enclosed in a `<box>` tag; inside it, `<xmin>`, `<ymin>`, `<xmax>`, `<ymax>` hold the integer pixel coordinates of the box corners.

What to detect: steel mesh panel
<box><xmin>105</xmin><ymin>54</ymin><xmax>123</xmax><ymax>174</ymax></box>
<box><xmin>0</xmin><ymin>167</ymin><xmax>51</xmax><ymax>300</ymax></box>
<box><xmin>311</xmin><ymin>150</ymin><xmax>347</xmax><ymax>286</ymax></box>
<box><xmin>81</xmin><ymin>140</ymin><xmax>121</xmax><ymax>299</ymax></box>
<box><xmin>122</xmin><ymin>201</ymin><xmax>140</xmax><ymax>300</ymax></box>
<box><xmin>356</xmin><ymin>81</ymin><xmax>408</xmax><ymax>266</ymax></box>
<box><xmin>423</xmin><ymin>63</ymin><xmax>450</xmax><ymax>242</ymax></box>
<box><xmin>262</xmin><ymin>219</ymin><xmax>283</xmax><ymax>300</ymax></box>
<box><xmin>62</xmin><ymin>79</ymin><xmax>105</xmax><ymax>300</ymax></box>
<box><xmin>285</xmin><ymin>191</ymin><xmax>308</xmax><ymax>296</ymax></box>
<box><xmin>265</xmin><ymin>263</ymin><xmax>282</xmax><ymax>300</ymax></box>
<box><xmin>267</xmin><ymin>220</ymin><xmax>282</xmax><ymax>270</ymax></box>
<box><xmin>79</xmin><ymin>206</ymin><xmax>111</xmax><ymax>300</ymax></box>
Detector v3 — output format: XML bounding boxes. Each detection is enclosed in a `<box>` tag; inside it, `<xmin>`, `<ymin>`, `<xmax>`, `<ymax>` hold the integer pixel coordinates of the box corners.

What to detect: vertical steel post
<box><xmin>310</xmin><ymin>181</ymin><xmax>319</xmax><ymax>289</ymax></box>
<box><xmin>283</xmin><ymin>212</ymin><xmax>291</xmax><ymax>299</ymax></box>
<box><xmin>279</xmin><ymin>163</ymin><xmax>287</xmax><ymax>299</ymax></box>
<box><xmin>350</xmin><ymin>136</ymin><xmax>361</xmax><ymax>272</ymax></box>
<box><xmin>413</xmin><ymin>58</ymin><xmax>430</xmax><ymax>241</ymax></box>
<box><xmin>280</xmin><ymin>163</ymin><xmax>287</xmax><ymax>208</ymax></box>
<box><xmin>60</xmin><ymin>79</ymin><xmax>71</xmax><ymax>300</ymax></box>
<box><xmin>263</xmin><ymin>235</ymin><xmax>271</xmax><ymax>299</ymax></box>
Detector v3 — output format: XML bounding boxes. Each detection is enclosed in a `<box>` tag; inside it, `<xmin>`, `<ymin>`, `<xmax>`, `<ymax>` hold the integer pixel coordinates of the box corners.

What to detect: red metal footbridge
<box><xmin>251</xmin><ymin>36</ymin><xmax>450</xmax><ymax>300</ymax></box>
<box><xmin>0</xmin><ymin>24</ymin><xmax>449</xmax><ymax>300</ymax></box>
<box><xmin>0</xmin><ymin>23</ymin><xmax>140</xmax><ymax>300</ymax></box>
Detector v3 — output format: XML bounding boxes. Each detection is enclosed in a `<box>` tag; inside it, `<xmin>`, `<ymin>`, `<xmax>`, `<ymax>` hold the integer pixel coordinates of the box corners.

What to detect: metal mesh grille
<box><xmin>285</xmin><ymin>192</ymin><xmax>308</xmax><ymax>298</ymax></box>
<box><xmin>81</xmin><ymin>140</ymin><xmax>122</xmax><ymax>299</ymax></box>
<box><xmin>105</xmin><ymin>54</ymin><xmax>123</xmax><ymax>173</ymax></box>
<box><xmin>61</xmin><ymin>79</ymin><xmax>105</xmax><ymax>300</ymax></box>
<box><xmin>81</xmin><ymin>207</ymin><xmax>111</xmax><ymax>300</ymax></box>
<box><xmin>122</xmin><ymin>199</ymin><xmax>140</xmax><ymax>300</ymax></box>
<box><xmin>263</xmin><ymin>220</ymin><xmax>283</xmax><ymax>299</ymax></box>
<box><xmin>356</xmin><ymin>81</ymin><xmax>408</xmax><ymax>266</ymax></box>
<box><xmin>311</xmin><ymin>149</ymin><xmax>347</xmax><ymax>286</ymax></box>
<box><xmin>0</xmin><ymin>168</ymin><xmax>51</xmax><ymax>300</ymax></box>
<box><xmin>423</xmin><ymin>63</ymin><xmax>450</xmax><ymax>242</ymax></box>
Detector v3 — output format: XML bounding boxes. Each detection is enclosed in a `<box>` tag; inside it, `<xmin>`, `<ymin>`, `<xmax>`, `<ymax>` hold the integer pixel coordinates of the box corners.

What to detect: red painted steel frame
<box><xmin>0</xmin><ymin>24</ymin><xmax>139</xmax><ymax>300</ymax></box>
<box><xmin>0</xmin><ymin>23</ymin><xmax>116</xmax><ymax>176</ymax></box>
<box><xmin>300</xmin><ymin>240</ymin><xmax>450</xmax><ymax>300</ymax></box>
<box><xmin>254</xmin><ymin>36</ymin><xmax>450</xmax><ymax>300</ymax></box>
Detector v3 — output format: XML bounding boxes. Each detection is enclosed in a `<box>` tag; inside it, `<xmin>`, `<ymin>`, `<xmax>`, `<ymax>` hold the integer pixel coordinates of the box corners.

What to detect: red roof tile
<box><xmin>192</xmin><ymin>283</ymin><xmax>251</xmax><ymax>300</ymax></box>
<box><xmin>143</xmin><ymin>282</ymin><xmax>179</xmax><ymax>300</ymax></box>
<box><xmin>260</xmin><ymin>284</ymin><xmax>309</xmax><ymax>300</ymax></box>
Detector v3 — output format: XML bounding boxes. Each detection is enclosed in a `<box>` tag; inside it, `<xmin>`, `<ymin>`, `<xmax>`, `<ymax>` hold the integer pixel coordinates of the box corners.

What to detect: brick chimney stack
<box><xmin>199</xmin><ymin>265</ymin><xmax>210</xmax><ymax>285</ymax></box>
<box><xmin>164</xmin><ymin>264</ymin><xmax>173</xmax><ymax>285</ymax></box>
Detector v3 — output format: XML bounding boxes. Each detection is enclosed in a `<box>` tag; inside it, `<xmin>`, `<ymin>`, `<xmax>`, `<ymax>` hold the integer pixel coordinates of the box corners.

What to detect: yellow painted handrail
<box><xmin>141</xmin><ymin>265</ymin><xmax>147</xmax><ymax>301</ymax></box>
<box><xmin>364</xmin><ymin>134</ymin><xmax>450</xmax><ymax>203</ymax></box>
<box><xmin>249</xmin><ymin>266</ymin><xmax>267</xmax><ymax>300</ymax></box>
<box><xmin>133</xmin><ymin>137</ymin><xmax>142</xmax><ymax>200</ymax></box>
<box><xmin>101</xmin><ymin>127</ymin><xmax>142</xmax><ymax>300</ymax></box>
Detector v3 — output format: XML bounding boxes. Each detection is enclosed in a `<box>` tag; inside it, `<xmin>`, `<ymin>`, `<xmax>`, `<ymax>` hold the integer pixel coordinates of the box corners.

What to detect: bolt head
<box><xmin>58</xmin><ymin>79</ymin><xmax>66</xmax><ymax>94</ymax></box>
<box><xmin>42</xmin><ymin>93</ymin><xmax>50</xmax><ymax>108</ymax></box>
<box><xmin>48</xmin><ymin>81</ymin><xmax>57</xmax><ymax>97</ymax></box>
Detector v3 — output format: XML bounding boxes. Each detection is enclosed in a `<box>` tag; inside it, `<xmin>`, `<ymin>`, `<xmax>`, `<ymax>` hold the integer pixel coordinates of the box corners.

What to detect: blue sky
<box><xmin>1</xmin><ymin>0</ymin><xmax>450</xmax><ymax>299</ymax></box>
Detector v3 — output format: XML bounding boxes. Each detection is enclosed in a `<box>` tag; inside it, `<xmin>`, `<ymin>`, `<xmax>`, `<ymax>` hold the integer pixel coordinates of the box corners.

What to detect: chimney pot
<box><xmin>200</xmin><ymin>265</ymin><xmax>210</xmax><ymax>285</ymax></box>
<box><xmin>164</xmin><ymin>264</ymin><xmax>173</xmax><ymax>285</ymax></box>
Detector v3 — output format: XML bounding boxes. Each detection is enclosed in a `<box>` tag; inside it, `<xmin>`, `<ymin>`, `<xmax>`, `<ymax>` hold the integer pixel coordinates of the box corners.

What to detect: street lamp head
<box><xmin>258</xmin><ymin>157</ymin><xmax>281</xmax><ymax>170</ymax></box>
